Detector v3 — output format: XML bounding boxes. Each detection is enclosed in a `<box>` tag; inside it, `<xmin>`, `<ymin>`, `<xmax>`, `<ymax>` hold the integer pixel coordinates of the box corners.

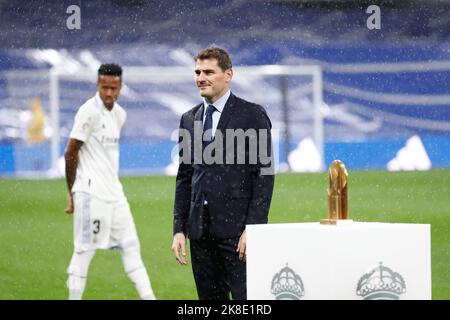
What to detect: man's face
<box><xmin>195</xmin><ymin>58</ymin><xmax>233</xmax><ymax>104</ymax></box>
<box><xmin>97</xmin><ymin>75</ymin><xmax>122</xmax><ymax>110</ymax></box>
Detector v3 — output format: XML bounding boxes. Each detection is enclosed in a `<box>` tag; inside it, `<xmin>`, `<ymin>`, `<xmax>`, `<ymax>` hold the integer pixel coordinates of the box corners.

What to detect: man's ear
<box><xmin>225</xmin><ymin>68</ymin><xmax>233</xmax><ymax>83</ymax></box>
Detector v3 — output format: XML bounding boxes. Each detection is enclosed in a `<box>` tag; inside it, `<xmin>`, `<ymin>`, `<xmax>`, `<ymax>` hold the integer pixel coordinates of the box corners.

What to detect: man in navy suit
<box><xmin>171</xmin><ymin>47</ymin><xmax>274</xmax><ymax>300</ymax></box>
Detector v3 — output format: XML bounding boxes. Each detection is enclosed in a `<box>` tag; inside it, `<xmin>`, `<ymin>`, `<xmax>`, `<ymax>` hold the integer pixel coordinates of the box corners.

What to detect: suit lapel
<box><xmin>216</xmin><ymin>93</ymin><xmax>236</xmax><ymax>132</ymax></box>
<box><xmin>192</xmin><ymin>103</ymin><xmax>205</xmax><ymax>167</ymax></box>
<box><xmin>194</xmin><ymin>103</ymin><xmax>204</xmax><ymax>123</ymax></box>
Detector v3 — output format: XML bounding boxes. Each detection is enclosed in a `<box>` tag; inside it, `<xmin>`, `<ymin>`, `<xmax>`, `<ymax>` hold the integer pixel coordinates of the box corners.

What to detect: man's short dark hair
<box><xmin>194</xmin><ymin>47</ymin><xmax>232</xmax><ymax>71</ymax></box>
<box><xmin>98</xmin><ymin>63</ymin><xmax>122</xmax><ymax>81</ymax></box>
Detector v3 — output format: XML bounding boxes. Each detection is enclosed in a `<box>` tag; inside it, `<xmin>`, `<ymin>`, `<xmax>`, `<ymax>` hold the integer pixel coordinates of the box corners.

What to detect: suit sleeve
<box><xmin>173</xmin><ymin>114</ymin><xmax>192</xmax><ymax>235</ymax></box>
<box><xmin>246</xmin><ymin>106</ymin><xmax>275</xmax><ymax>225</ymax></box>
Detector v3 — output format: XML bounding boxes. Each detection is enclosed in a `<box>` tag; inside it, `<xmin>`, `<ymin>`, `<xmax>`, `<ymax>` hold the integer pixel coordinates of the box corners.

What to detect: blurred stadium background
<box><xmin>0</xmin><ymin>0</ymin><xmax>449</xmax><ymax>299</ymax></box>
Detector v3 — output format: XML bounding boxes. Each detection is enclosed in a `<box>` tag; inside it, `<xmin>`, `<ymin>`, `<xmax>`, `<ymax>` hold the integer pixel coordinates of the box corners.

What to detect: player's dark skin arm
<box><xmin>64</xmin><ymin>138</ymin><xmax>84</xmax><ymax>214</ymax></box>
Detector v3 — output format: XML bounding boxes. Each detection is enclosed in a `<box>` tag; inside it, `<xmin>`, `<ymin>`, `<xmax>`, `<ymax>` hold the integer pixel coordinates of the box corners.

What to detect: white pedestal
<box><xmin>246</xmin><ymin>221</ymin><xmax>431</xmax><ymax>300</ymax></box>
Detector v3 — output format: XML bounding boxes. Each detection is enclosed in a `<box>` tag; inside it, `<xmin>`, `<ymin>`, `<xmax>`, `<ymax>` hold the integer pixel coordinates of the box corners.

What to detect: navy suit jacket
<box><xmin>173</xmin><ymin>93</ymin><xmax>274</xmax><ymax>240</ymax></box>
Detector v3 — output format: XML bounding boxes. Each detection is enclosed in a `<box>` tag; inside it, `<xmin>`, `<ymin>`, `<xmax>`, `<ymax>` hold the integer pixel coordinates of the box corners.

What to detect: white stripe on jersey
<box><xmin>82</xmin><ymin>193</ymin><xmax>91</xmax><ymax>245</ymax></box>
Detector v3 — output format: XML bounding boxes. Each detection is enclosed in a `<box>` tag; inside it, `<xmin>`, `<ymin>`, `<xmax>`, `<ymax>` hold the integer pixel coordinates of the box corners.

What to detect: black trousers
<box><xmin>189</xmin><ymin>207</ymin><xmax>247</xmax><ymax>300</ymax></box>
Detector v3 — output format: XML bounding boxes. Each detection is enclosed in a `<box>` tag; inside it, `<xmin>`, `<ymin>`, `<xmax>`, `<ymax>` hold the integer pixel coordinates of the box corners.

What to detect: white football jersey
<box><xmin>70</xmin><ymin>92</ymin><xmax>127</xmax><ymax>202</ymax></box>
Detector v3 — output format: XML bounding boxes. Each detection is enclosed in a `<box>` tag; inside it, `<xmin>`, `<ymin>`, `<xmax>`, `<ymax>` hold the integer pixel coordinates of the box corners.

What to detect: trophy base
<box><xmin>320</xmin><ymin>219</ymin><xmax>354</xmax><ymax>225</ymax></box>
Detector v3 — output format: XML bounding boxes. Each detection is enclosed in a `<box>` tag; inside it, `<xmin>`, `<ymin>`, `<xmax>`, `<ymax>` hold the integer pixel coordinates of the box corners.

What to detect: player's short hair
<box><xmin>194</xmin><ymin>47</ymin><xmax>232</xmax><ymax>71</ymax></box>
<box><xmin>98</xmin><ymin>63</ymin><xmax>122</xmax><ymax>81</ymax></box>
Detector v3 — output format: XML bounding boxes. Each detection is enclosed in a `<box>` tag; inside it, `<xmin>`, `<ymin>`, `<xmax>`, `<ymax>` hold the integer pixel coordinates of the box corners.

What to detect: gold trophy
<box><xmin>320</xmin><ymin>160</ymin><xmax>351</xmax><ymax>225</ymax></box>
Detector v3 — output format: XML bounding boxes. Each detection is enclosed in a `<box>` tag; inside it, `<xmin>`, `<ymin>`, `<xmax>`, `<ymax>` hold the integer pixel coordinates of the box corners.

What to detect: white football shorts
<box><xmin>73</xmin><ymin>192</ymin><xmax>140</xmax><ymax>252</ymax></box>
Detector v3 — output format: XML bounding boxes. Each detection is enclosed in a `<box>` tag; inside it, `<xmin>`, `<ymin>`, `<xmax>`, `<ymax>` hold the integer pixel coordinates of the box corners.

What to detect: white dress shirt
<box><xmin>202</xmin><ymin>89</ymin><xmax>230</xmax><ymax>137</ymax></box>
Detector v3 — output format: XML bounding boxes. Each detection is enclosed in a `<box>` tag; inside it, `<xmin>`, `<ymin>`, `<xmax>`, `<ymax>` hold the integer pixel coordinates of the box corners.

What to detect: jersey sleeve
<box><xmin>70</xmin><ymin>105</ymin><xmax>95</xmax><ymax>142</ymax></box>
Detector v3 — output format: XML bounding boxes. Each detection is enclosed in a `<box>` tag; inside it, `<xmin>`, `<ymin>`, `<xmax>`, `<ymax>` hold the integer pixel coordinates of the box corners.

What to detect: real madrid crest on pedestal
<box><xmin>271</xmin><ymin>263</ymin><xmax>305</xmax><ymax>300</ymax></box>
<box><xmin>356</xmin><ymin>262</ymin><xmax>407</xmax><ymax>300</ymax></box>
<box><xmin>321</xmin><ymin>160</ymin><xmax>353</xmax><ymax>225</ymax></box>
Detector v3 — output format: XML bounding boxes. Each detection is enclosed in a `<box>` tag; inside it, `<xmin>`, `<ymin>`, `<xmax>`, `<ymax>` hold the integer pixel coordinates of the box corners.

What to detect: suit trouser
<box><xmin>189</xmin><ymin>206</ymin><xmax>247</xmax><ymax>300</ymax></box>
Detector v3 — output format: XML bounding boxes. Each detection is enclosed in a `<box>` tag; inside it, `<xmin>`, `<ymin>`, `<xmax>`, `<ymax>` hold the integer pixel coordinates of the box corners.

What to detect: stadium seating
<box><xmin>0</xmin><ymin>0</ymin><xmax>449</xmax><ymax>174</ymax></box>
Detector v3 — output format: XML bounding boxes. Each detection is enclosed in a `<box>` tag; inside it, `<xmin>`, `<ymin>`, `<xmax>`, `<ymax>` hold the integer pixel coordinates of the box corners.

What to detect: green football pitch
<box><xmin>0</xmin><ymin>170</ymin><xmax>449</xmax><ymax>300</ymax></box>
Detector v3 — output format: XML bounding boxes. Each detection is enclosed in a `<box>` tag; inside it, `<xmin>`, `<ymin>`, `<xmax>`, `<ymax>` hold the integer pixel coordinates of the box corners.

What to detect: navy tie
<box><xmin>203</xmin><ymin>104</ymin><xmax>216</xmax><ymax>146</ymax></box>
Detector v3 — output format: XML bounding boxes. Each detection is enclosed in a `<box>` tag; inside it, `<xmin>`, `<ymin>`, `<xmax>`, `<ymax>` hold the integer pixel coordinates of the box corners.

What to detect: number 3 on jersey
<box><xmin>93</xmin><ymin>220</ymin><xmax>101</xmax><ymax>234</ymax></box>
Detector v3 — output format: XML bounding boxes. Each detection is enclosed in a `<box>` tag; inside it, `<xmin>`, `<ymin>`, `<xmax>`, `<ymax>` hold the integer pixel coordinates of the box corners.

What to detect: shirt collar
<box><xmin>95</xmin><ymin>92</ymin><xmax>115</xmax><ymax>111</ymax></box>
<box><xmin>203</xmin><ymin>90</ymin><xmax>230</xmax><ymax>114</ymax></box>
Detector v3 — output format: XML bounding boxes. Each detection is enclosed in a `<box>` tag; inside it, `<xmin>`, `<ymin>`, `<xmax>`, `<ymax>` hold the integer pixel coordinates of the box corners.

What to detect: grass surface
<box><xmin>0</xmin><ymin>170</ymin><xmax>449</xmax><ymax>299</ymax></box>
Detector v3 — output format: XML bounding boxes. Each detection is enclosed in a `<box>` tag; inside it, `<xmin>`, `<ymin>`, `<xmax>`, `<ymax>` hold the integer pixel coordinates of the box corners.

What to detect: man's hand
<box><xmin>64</xmin><ymin>192</ymin><xmax>74</xmax><ymax>214</ymax></box>
<box><xmin>172</xmin><ymin>232</ymin><xmax>188</xmax><ymax>265</ymax></box>
<box><xmin>237</xmin><ymin>228</ymin><xmax>247</xmax><ymax>261</ymax></box>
